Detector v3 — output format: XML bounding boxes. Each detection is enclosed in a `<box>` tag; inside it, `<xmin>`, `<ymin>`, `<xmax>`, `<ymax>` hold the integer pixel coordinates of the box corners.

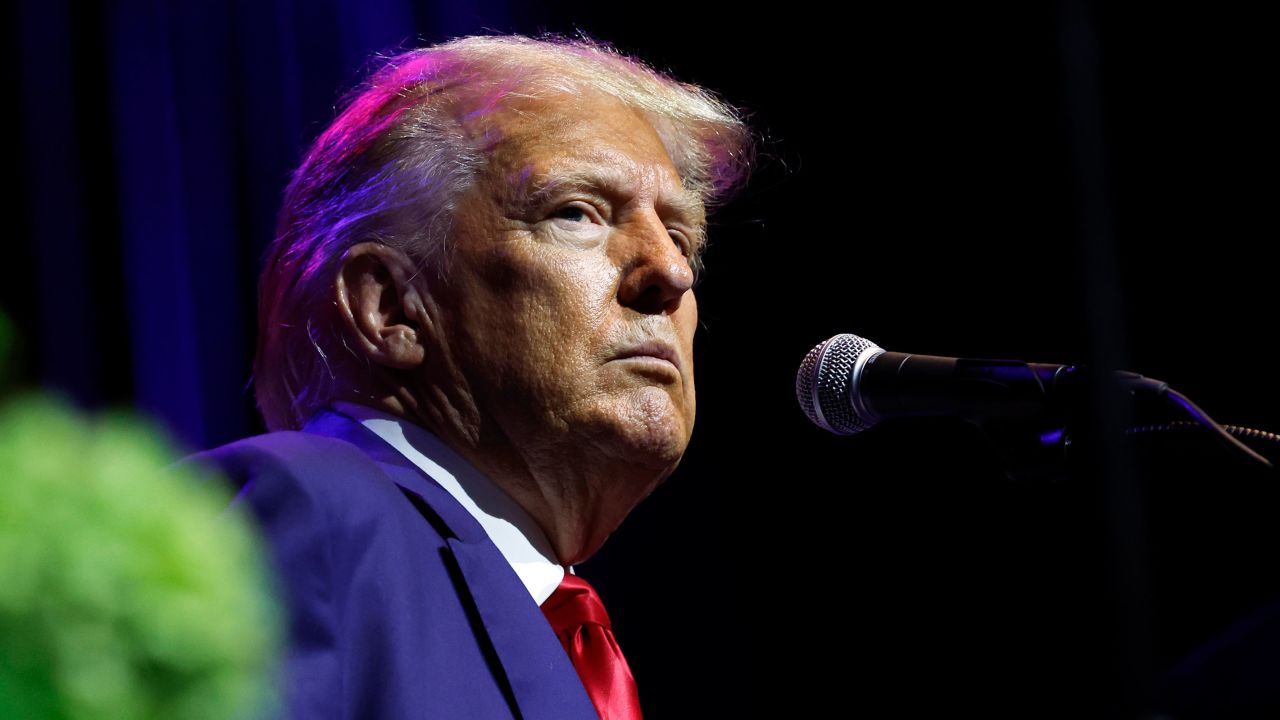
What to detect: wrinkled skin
<box><xmin>333</xmin><ymin>91</ymin><xmax>704</xmax><ymax>565</ymax></box>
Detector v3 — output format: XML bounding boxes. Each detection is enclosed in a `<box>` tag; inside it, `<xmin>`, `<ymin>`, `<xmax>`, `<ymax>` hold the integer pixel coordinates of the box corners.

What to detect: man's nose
<box><xmin>614</xmin><ymin>211</ymin><xmax>695</xmax><ymax>315</ymax></box>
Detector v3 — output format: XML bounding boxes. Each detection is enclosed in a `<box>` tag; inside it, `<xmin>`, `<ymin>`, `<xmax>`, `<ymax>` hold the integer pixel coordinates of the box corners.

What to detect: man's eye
<box><xmin>551</xmin><ymin>205</ymin><xmax>590</xmax><ymax>223</ymax></box>
<box><xmin>669</xmin><ymin>231</ymin><xmax>692</xmax><ymax>258</ymax></box>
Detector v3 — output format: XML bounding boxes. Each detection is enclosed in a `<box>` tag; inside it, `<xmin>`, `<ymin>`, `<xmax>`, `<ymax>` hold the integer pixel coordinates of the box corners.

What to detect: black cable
<box><xmin>1125</xmin><ymin>388</ymin><xmax>1277</xmax><ymax>470</ymax></box>
<box><xmin>1125</xmin><ymin>420</ymin><xmax>1280</xmax><ymax>447</ymax></box>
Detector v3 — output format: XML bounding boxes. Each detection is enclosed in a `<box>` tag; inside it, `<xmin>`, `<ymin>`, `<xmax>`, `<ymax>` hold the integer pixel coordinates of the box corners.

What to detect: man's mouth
<box><xmin>612</xmin><ymin>341</ymin><xmax>682</xmax><ymax>374</ymax></box>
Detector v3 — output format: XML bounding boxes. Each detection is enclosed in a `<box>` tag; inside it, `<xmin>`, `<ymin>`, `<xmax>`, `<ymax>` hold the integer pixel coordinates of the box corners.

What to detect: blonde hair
<box><xmin>255</xmin><ymin>34</ymin><xmax>754</xmax><ymax>431</ymax></box>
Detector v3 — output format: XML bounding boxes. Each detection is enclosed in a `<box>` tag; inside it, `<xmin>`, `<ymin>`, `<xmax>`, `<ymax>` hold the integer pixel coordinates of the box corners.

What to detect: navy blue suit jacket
<box><xmin>182</xmin><ymin>407</ymin><xmax>600</xmax><ymax>719</ymax></box>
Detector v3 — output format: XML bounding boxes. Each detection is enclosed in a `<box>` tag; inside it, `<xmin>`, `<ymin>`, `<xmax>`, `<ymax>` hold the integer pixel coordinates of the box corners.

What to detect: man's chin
<box><xmin>613</xmin><ymin>389</ymin><xmax>693</xmax><ymax>470</ymax></box>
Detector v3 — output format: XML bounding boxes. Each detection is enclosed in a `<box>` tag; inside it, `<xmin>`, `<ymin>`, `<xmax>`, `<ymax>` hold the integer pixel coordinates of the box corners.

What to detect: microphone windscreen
<box><xmin>796</xmin><ymin>333</ymin><xmax>882</xmax><ymax>435</ymax></box>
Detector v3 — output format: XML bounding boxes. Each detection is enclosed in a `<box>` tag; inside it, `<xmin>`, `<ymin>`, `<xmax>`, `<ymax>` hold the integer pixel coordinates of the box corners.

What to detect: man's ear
<box><xmin>334</xmin><ymin>242</ymin><xmax>431</xmax><ymax>370</ymax></box>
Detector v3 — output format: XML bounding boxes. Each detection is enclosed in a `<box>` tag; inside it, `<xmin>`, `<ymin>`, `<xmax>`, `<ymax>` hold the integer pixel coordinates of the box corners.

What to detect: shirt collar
<box><xmin>331</xmin><ymin>401</ymin><xmax>567</xmax><ymax>605</ymax></box>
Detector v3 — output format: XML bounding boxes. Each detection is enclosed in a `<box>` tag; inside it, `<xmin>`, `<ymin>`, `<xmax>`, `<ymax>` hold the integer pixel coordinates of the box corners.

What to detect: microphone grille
<box><xmin>796</xmin><ymin>333</ymin><xmax>881</xmax><ymax>435</ymax></box>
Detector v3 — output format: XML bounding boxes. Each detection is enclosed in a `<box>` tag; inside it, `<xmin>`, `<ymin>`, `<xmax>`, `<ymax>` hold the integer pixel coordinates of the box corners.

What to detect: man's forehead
<box><xmin>472</xmin><ymin>94</ymin><xmax>699</xmax><ymax>207</ymax></box>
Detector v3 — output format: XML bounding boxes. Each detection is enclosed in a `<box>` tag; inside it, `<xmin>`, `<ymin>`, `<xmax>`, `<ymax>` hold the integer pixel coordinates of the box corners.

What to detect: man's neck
<box><xmin>330</xmin><ymin>400</ymin><xmax>568</xmax><ymax>604</ymax></box>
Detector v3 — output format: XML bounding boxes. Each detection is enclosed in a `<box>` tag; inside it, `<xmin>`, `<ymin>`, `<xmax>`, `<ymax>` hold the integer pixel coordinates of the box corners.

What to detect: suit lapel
<box><xmin>448</xmin><ymin>539</ymin><xmax>600</xmax><ymax>720</ymax></box>
<box><xmin>302</xmin><ymin>408</ymin><xmax>599</xmax><ymax>720</ymax></box>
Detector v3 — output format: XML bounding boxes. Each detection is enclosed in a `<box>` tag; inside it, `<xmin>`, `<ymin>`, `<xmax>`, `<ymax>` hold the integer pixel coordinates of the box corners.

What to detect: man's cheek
<box><xmin>554</xmin><ymin>253</ymin><xmax>618</xmax><ymax>297</ymax></box>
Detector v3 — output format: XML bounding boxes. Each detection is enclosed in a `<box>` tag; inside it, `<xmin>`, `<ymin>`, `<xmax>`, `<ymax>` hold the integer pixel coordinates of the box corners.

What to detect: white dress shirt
<box><xmin>331</xmin><ymin>401</ymin><xmax>569</xmax><ymax>605</ymax></box>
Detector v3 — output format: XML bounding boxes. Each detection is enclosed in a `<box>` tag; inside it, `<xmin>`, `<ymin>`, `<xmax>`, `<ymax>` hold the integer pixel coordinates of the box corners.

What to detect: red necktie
<box><xmin>540</xmin><ymin>573</ymin><xmax>643</xmax><ymax>720</ymax></box>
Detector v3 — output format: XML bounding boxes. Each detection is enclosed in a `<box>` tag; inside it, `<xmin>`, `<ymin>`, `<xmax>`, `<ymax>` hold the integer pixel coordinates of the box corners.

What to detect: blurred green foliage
<box><xmin>0</xmin><ymin>315</ymin><xmax>282</xmax><ymax>720</ymax></box>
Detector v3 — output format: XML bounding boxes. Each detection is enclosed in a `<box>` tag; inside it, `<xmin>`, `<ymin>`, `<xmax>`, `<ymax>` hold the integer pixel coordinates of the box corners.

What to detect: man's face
<box><xmin>435</xmin><ymin>91</ymin><xmax>704</xmax><ymax>482</ymax></box>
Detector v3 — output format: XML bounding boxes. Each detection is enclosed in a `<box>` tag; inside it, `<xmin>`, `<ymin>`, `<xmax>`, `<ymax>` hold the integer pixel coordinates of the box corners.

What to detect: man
<box><xmin>182</xmin><ymin>35</ymin><xmax>751</xmax><ymax>719</ymax></box>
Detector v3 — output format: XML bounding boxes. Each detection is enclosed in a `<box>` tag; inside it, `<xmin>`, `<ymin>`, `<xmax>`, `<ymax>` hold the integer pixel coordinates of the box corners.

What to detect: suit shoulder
<box><xmin>184</xmin><ymin>430</ymin><xmax>377</xmax><ymax>480</ymax></box>
<box><xmin>177</xmin><ymin>431</ymin><xmax>404</xmax><ymax>520</ymax></box>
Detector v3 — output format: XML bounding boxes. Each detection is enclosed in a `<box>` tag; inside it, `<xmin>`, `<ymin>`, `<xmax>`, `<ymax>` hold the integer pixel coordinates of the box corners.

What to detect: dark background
<box><xmin>4</xmin><ymin>1</ymin><xmax>1277</xmax><ymax>717</ymax></box>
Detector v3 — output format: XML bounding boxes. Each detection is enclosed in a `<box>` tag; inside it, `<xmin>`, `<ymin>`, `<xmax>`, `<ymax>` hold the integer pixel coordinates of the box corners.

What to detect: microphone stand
<box><xmin>964</xmin><ymin>366</ymin><xmax>1277</xmax><ymax>484</ymax></box>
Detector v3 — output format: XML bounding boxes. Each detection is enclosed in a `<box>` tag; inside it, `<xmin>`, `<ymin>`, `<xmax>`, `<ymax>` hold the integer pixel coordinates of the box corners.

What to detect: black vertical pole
<box><xmin>1055</xmin><ymin>1</ymin><xmax>1154</xmax><ymax>716</ymax></box>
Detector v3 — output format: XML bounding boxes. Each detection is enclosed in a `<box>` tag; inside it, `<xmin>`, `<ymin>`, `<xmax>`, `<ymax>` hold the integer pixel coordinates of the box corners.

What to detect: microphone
<box><xmin>795</xmin><ymin>333</ymin><xmax>1166</xmax><ymax>435</ymax></box>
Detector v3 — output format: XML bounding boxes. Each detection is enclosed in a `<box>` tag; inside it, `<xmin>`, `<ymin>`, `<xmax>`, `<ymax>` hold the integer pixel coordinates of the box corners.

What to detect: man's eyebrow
<box><xmin>514</xmin><ymin>167</ymin><xmax>707</xmax><ymax>229</ymax></box>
